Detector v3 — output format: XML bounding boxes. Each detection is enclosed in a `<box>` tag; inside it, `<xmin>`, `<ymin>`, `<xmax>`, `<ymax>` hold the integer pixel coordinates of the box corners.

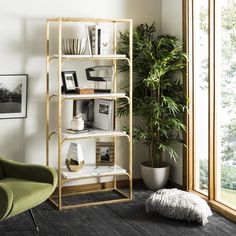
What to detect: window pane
<box><xmin>216</xmin><ymin>0</ymin><xmax>236</xmax><ymax>209</ymax></box>
<box><xmin>193</xmin><ymin>0</ymin><xmax>209</xmax><ymax>194</ymax></box>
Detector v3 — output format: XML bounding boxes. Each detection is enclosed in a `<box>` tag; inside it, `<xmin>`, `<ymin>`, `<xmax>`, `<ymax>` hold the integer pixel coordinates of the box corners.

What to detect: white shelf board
<box><xmin>62</xmin><ymin>92</ymin><xmax>127</xmax><ymax>100</ymax></box>
<box><xmin>62</xmin><ymin>129</ymin><xmax>128</xmax><ymax>140</ymax></box>
<box><xmin>50</xmin><ymin>54</ymin><xmax>127</xmax><ymax>60</ymax></box>
<box><xmin>61</xmin><ymin>164</ymin><xmax>127</xmax><ymax>179</ymax></box>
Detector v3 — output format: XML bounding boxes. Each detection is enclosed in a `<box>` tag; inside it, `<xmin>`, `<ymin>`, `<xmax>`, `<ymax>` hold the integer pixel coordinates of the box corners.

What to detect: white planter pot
<box><xmin>141</xmin><ymin>161</ymin><xmax>170</xmax><ymax>191</ymax></box>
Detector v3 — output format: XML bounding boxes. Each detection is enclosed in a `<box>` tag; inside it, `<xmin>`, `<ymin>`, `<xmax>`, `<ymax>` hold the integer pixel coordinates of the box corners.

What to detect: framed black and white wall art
<box><xmin>0</xmin><ymin>74</ymin><xmax>28</xmax><ymax>119</ymax></box>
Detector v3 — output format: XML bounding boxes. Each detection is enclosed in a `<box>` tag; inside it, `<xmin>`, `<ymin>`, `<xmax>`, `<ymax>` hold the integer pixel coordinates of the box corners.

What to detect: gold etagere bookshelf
<box><xmin>46</xmin><ymin>17</ymin><xmax>133</xmax><ymax>210</ymax></box>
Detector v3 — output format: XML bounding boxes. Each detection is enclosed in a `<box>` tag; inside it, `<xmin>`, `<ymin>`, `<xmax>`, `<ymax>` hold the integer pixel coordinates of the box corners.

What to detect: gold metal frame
<box><xmin>46</xmin><ymin>18</ymin><xmax>133</xmax><ymax>210</ymax></box>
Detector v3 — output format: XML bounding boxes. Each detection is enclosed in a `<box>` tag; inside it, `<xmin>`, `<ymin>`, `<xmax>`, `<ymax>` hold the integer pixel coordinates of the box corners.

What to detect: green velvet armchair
<box><xmin>0</xmin><ymin>156</ymin><xmax>57</xmax><ymax>230</ymax></box>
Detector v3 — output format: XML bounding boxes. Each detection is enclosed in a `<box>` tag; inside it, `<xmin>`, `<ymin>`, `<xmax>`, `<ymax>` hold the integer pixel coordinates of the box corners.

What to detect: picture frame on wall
<box><xmin>0</xmin><ymin>74</ymin><xmax>28</xmax><ymax>119</ymax></box>
<box><xmin>61</xmin><ymin>71</ymin><xmax>78</xmax><ymax>93</ymax></box>
<box><xmin>96</xmin><ymin>142</ymin><xmax>114</xmax><ymax>166</ymax></box>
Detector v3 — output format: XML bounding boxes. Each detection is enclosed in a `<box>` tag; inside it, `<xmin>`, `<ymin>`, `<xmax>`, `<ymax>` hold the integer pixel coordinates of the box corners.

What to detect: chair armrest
<box><xmin>0</xmin><ymin>157</ymin><xmax>57</xmax><ymax>189</ymax></box>
<box><xmin>0</xmin><ymin>183</ymin><xmax>13</xmax><ymax>221</ymax></box>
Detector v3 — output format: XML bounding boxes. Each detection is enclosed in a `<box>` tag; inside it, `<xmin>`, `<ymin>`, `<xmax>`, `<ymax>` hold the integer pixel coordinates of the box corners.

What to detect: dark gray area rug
<box><xmin>0</xmin><ymin>186</ymin><xmax>235</xmax><ymax>236</ymax></box>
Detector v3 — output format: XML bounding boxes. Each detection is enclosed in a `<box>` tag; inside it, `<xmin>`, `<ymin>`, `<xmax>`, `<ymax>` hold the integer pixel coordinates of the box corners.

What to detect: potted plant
<box><xmin>118</xmin><ymin>23</ymin><xmax>187</xmax><ymax>190</ymax></box>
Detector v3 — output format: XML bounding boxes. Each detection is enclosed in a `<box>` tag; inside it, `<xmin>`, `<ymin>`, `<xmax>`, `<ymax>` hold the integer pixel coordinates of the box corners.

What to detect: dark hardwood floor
<box><xmin>0</xmin><ymin>184</ymin><xmax>235</xmax><ymax>236</ymax></box>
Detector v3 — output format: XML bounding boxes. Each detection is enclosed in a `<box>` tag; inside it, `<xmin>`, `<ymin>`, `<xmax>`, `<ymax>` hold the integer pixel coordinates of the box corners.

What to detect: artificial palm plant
<box><xmin>118</xmin><ymin>23</ymin><xmax>187</xmax><ymax>168</ymax></box>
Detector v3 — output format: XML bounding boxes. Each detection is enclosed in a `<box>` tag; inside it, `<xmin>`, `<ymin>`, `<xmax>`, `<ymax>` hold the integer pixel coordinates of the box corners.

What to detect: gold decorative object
<box><xmin>66</xmin><ymin>158</ymin><xmax>84</xmax><ymax>172</ymax></box>
<box><xmin>65</xmin><ymin>143</ymin><xmax>85</xmax><ymax>172</ymax></box>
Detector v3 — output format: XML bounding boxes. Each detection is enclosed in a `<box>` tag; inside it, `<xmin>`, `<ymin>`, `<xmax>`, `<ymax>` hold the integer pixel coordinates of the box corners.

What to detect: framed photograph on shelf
<box><xmin>0</xmin><ymin>74</ymin><xmax>28</xmax><ymax>119</ymax></box>
<box><xmin>61</xmin><ymin>71</ymin><xmax>78</xmax><ymax>93</ymax></box>
<box><xmin>96</xmin><ymin>142</ymin><xmax>114</xmax><ymax>166</ymax></box>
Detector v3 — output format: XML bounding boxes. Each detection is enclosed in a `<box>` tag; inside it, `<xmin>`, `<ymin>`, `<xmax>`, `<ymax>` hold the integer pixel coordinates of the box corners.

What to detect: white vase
<box><xmin>141</xmin><ymin>161</ymin><xmax>170</xmax><ymax>191</ymax></box>
<box><xmin>71</xmin><ymin>115</ymin><xmax>84</xmax><ymax>131</ymax></box>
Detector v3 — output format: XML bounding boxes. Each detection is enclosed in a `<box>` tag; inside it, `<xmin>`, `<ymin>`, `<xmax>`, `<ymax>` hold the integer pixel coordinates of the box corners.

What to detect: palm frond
<box><xmin>118</xmin><ymin>22</ymin><xmax>188</xmax><ymax>166</ymax></box>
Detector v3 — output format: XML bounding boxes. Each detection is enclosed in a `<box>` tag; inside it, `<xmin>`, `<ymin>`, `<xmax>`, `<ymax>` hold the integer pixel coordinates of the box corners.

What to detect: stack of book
<box><xmin>65</xmin><ymin>128</ymin><xmax>91</xmax><ymax>134</ymax></box>
<box><xmin>86</xmin><ymin>25</ymin><xmax>112</xmax><ymax>55</ymax></box>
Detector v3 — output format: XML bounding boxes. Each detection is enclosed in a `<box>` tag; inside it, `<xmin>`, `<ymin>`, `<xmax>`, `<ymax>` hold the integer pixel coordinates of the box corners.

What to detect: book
<box><xmin>94</xmin><ymin>25</ymin><xmax>102</xmax><ymax>55</ymax></box>
<box><xmin>92</xmin><ymin>25</ymin><xmax>99</xmax><ymax>55</ymax></box>
<box><xmin>96</xmin><ymin>26</ymin><xmax>112</xmax><ymax>55</ymax></box>
<box><xmin>75</xmin><ymin>87</ymin><xmax>94</xmax><ymax>94</ymax></box>
<box><xmin>85</xmin><ymin>25</ymin><xmax>92</xmax><ymax>55</ymax></box>
<box><xmin>65</xmin><ymin>128</ymin><xmax>91</xmax><ymax>134</ymax></box>
<box><xmin>86</xmin><ymin>25</ymin><xmax>97</xmax><ymax>55</ymax></box>
<box><xmin>100</xmin><ymin>27</ymin><xmax>111</xmax><ymax>55</ymax></box>
<box><xmin>87</xmin><ymin>25</ymin><xmax>112</xmax><ymax>55</ymax></box>
<box><xmin>97</xmin><ymin>27</ymin><xmax>101</xmax><ymax>54</ymax></box>
<box><xmin>94</xmin><ymin>99</ymin><xmax>114</xmax><ymax>131</ymax></box>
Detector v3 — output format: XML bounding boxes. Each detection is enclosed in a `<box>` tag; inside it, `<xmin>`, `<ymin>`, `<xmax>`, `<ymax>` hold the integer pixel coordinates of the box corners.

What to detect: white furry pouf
<box><xmin>146</xmin><ymin>188</ymin><xmax>212</xmax><ymax>225</ymax></box>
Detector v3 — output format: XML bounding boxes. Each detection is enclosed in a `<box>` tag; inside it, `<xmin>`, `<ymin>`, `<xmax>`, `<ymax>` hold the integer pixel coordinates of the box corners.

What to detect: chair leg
<box><xmin>29</xmin><ymin>209</ymin><xmax>39</xmax><ymax>232</ymax></box>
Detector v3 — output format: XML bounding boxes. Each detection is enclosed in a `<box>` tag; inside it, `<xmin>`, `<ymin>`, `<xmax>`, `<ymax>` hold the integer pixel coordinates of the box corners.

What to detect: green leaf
<box><xmin>118</xmin><ymin>22</ymin><xmax>188</xmax><ymax>165</ymax></box>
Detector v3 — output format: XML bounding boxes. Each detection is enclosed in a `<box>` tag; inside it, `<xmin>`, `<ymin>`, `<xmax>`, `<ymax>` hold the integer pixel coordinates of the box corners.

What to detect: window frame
<box><xmin>183</xmin><ymin>0</ymin><xmax>236</xmax><ymax>223</ymax></box>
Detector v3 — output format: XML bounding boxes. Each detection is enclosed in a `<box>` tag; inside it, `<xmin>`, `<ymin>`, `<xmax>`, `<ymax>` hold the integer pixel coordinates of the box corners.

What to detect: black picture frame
<box><xmin>0</xmin><ymin>74</ymin><xmax>28</xmax><ymax>119</ymax></box>
<box><xmin>61</xmin><ymin>71</ymin><xmax>78</xmax><ymax>93</ymax></box>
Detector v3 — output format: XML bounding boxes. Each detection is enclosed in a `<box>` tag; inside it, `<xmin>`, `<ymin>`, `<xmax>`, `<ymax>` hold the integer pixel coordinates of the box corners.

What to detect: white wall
<box><xmin>162</xmin><ymin>0</ymin><xmax>183</xmax><ymax>185</ymax></box>
<box><xmin>162</xmin><ymin>0</ymin><xmax>182</xmax><ymax>39</ymax></box>
<box><xmin>0</xmin><ymin>0</ymin><xmax>162</xmax><ymax>179</ymax></box>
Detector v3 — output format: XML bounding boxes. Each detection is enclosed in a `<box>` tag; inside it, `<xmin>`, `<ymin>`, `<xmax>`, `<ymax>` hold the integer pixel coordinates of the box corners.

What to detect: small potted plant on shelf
<box><xmin>118</xmin><ymin>22</ymin><xmax>187</xmax><ymax>190</ymax></box>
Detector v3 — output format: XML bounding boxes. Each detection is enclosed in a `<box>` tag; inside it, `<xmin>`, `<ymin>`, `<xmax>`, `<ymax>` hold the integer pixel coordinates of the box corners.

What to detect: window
<box><xmin>185</xmin><ymin>0</ymin><xmax>236</xmax><ymax>222</ymax></box>
<box><xmin>192</xmin><ymin>0</ymin><xmax>209</xmax><ymax>195</ymax></box>
<box><xmin>215</xmin><ymin>0</ymin><xmax>236</xmax><ymax>209</ymax></box>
